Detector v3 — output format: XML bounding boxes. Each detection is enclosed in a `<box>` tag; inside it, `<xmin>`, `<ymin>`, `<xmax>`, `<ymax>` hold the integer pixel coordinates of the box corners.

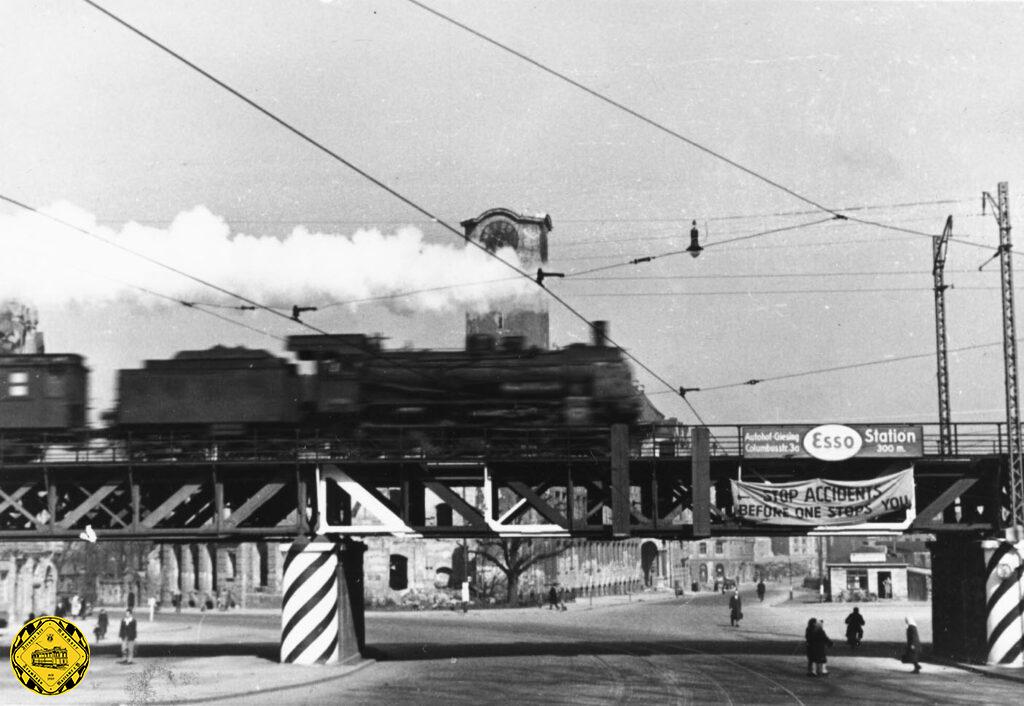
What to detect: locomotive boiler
<box><xmin>287</xmin><ymin>328</ymin><xmax>640</xmax><ymax>428</ymax></box>
<box><xmin>109</xmin><ymin>325</ymin><xmax>641</xmax><ymax>438</ymax></box>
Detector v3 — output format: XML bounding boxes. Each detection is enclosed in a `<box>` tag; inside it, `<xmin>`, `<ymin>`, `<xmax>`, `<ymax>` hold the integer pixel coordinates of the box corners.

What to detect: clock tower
<box><xmin>460</xmin><ymin>208</ymin><xmax>551</xmax><ymax>350</ymax></box>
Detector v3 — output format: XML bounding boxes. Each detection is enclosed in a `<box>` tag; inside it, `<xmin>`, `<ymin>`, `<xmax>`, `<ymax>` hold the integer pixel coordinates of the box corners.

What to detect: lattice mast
<box><xmin>932</xmin><ymin>216</ymin><xmax>953</xmax><ymax>456</ymax></box>
<box><xmin>983</xmin><ymin>182</ymin><xmax>1024</xmax><ymax>529</ymax></box>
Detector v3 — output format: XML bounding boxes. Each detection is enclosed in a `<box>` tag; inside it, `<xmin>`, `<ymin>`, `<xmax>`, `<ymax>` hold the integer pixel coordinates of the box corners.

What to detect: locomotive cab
<box><xmin>0</xmin><ymin>354</ymin><xmax>88</xmax><ymax>431</ymax></box>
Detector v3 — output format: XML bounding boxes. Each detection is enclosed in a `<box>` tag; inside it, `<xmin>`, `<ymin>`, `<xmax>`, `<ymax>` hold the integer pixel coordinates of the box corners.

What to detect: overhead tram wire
<box><xmin>87</xmin><ymin>196</ymin><xmax>970</xmax><ymax>229</ymax></box>
<box><xmin>402</xmin><ymin>0</ymin><xmax>842</xmax><ymax>219</ymax></box>
<box><xmin>565</xmin><ymin>217</ymin><xmax>837</xmax><ymax>278</ymax></box>
<box><xmin>79</xmin><ymin>1</ymin><xmax>709</xmax><ymax>425</ymax></box>
<box><xmin>647</xmin><ymin>339</ymin><xmax>1010</xmax><ymax>396</ymax></box>
<box><xmin>402</xmin><ymin>1</ymin><xmax>1024</xmax><ymax>262</ymax></box>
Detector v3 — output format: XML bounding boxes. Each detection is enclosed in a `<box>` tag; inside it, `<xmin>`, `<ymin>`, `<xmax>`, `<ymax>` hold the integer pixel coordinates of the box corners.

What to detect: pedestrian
<box><xmin>147</xmin><ymin>595</ymin><xmax>157</xmax><ymax>622</ymax></box>
<box><xmin>845</xmin><ymin>607</ymin><xmax>865</xmax><ymax>648</ymax></box>
<box><xmin>118</xmin><ymin>609</ymin><xmax>137</xmax><ymax>664</ymax></box>
<box><xmin>809</xmin><ymin>618</ymin><xmax>834</xmax><ymax>676</ymax></box>
<box><xmin>756</xmin><ymin>580</ymin><xmax>766</xmax><ymax>603</ymax></box>
<box><xmin>729</xmin><ymin>589</ymin><xmax>743</xmax><ymax>627</ymax></box>
<box><xmin>548</xmin><ymin>585</ymin><xmax>562</xmax><ymax>611</ymax></box>
<box><xmin>903</xmin><ymin>616</ymin><xmax>922</xmax><ymax>673</ymax></box>
<box><xmin>804</xmin><ymin>618</ymin><xmax>818</xmax><ymax>676</ymax></box>
<box><xmin>883</xmin><ymin>577</ymin><xmax>893</xmax><ymax>599</ymax></box>
<box><xmin>70</xmin><ymin>594</ymin><xmax>81</xmax><ymax>619</ymax></box>
<box><xmin>127</xmin><ymin>589</ymin><xmax>136</xmax><ymax>612</ymax></box>
<box><xmin>94</xmin><ymin>609</ymin><xmax>108</xmax><ymax>642</ymax></box>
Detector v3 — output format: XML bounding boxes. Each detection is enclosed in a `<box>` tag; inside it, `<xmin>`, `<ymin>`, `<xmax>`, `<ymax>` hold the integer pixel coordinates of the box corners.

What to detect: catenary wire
<box><xmin>79</xmin><ymin>1</ymin><xmax>710</xmax><ymax>425</ymax></box>
<box><xmin>647</xmin><ymin>339</ymin><xmax>1006</xmax><ymax>396</ymax></box>
<box><xmin>402</xmin><ymin>0</ymin><xmax>842</xmax><ymax>217</ymax></box>
<box><xmin>565</xmin><ymin>217</ymin><xmax>837</xmax><ymax>278</ymax></box>
<box><xmin>87</xmin><ymin>197</ymin><xmax>971</xmax><ymax>228</ymax></box>
<box><xmin>401</xmin><ymin>2</ymin><xmax>1021</xmax><ymax>260</ymax></box>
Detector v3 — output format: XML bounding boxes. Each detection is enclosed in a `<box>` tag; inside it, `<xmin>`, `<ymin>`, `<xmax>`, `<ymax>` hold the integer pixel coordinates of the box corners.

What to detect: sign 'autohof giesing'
<box><xmin>731</xmin><ymin>469</ymin><xmax>915</xmax><ymax>526</ymax></box>
<box><xmin>741</xmin><ymin>424</ymin><xmax>924</xmax><ymax>460</ymax></box>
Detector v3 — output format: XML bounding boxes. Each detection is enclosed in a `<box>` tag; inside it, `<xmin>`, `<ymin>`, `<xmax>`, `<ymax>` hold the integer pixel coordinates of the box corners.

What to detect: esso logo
<box><xmin>802</xmin><ymin>424</ymin><xmax>863</xmax><ymax>461</ymax></box>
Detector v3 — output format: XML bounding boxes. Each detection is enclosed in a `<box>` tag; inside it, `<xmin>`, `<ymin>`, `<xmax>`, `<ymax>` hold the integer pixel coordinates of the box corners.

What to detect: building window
<box><xmin>698</xmin><ymin>542</ymin><xmax>707</xmax><ymax>556</ymax></box>
<box><xmin>8</xmin><ymin>371</ymin><xmax>29</xmax><ymax>397</ymax></box>
<box><xmin>846</xmin><ymin>569</ymin><xmax>868</xmax><ymax>590</ymax></box>
<box><xmin>714</xmin><ymin>541</ymin><xmax>724</xmax><ymax>555</ymax></box>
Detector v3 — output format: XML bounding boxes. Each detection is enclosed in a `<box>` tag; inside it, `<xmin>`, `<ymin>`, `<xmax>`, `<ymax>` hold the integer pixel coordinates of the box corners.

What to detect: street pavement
<box><xmin>0</xmin><ymin>585</ymin><xmax>1021</xmax><ymax>704</ymax></box>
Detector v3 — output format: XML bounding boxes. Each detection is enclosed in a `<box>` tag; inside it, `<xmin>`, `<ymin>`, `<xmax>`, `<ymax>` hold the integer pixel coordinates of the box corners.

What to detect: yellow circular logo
<box><xmin>10</xmin><ymin>616</ymin><xmax>90</xmax><ymax>696</ymax></box>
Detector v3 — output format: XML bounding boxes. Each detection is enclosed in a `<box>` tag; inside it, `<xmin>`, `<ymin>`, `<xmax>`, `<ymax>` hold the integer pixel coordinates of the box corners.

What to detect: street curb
<box><xmin>944</xmin><ymin>660</ymin><xmax>1024</xmax><ymax>685</ymax></box>
<box><xmin>148</xmin><ymin>658</ymin><xmax>377</xmax><ymax>705</ymax></box>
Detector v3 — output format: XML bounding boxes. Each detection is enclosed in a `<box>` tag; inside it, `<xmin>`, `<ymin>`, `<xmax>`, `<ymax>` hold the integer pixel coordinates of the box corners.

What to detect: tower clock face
<box><xmin>479</xmin><ymin>220</ymin><xmax>519</xmax><ymax>252</ymax></box>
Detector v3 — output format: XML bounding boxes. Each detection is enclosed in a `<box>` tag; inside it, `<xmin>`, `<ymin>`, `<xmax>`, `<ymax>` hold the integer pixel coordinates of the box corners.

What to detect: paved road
<box><xmin>3</xmin><ymin>589</ymin><xmax>1020</xmax><ymax>704</ymax></box>
<box><xmin>301</xmin><ymin>591</ymin><xmax>1015</xmax><ymax>706</ymax></box>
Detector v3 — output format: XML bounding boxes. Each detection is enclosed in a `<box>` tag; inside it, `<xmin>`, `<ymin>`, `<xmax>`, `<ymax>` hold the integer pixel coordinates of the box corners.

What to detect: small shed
<box><xmin>827</xmin><ymin>551</ymin><xmax>907</xmax><ymax>601</ymax></box>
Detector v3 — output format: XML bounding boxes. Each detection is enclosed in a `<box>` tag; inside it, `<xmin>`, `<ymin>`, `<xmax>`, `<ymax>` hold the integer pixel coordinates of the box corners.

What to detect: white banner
<box><xmin>731</xmin><ymin>468</ymin><xmax>914</xmax><ymax>526</ymax></box>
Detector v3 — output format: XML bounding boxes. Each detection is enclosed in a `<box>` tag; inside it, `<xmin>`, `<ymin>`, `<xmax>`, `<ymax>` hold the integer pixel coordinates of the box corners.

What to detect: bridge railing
<box><xmin>0</xmin><ymin>422</ymin><xmax>1012</xmax><ymax>466</ymax></box>
<box><xmin>630</xmin><ymin>422</ymin><xmax>1010</xmax><ymax>458</ymax></box>
<box><xmin>0</xmin><ymin>426</ymin><xmax>618</xmax><ymax>465</ymax></box>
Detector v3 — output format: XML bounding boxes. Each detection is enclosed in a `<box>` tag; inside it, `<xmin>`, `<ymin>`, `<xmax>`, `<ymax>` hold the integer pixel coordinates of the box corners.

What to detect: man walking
<box><xmin>93</xmin><ymin>609</ymin><xmax>108</xmax><ymax>643</ymax></box>
<box><xmin>119</xmin><ymin>609</ymin><xmax>138</xmax><ymax>664</ymax></box>
<box><xmin>729</xmin><ymin>589</ymin><xmax>743</xmax><ymax>627</ymax></box>
<box><xmin>845</xmin><ymin>607</ymin><xmax>865</xmax><ymax>648</ymax></box>
<box><xmin>756</xmin><ymin>580</ymin><xmax>766</xmax><ymax>602</ymax></box>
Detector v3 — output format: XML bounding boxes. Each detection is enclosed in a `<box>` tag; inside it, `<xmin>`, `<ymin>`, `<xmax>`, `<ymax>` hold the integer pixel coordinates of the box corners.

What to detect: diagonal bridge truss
<box><xmin>0</xmin><ymin>423</ymin><xmax>1008</xmax><ymax>541</ymax></box>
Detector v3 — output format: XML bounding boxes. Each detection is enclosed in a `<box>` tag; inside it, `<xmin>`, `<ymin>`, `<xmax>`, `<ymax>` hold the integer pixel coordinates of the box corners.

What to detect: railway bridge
<box><xmin>0</xmin><ymin>421</ymin><xmax>1019</xmax><ymax>666</ymax></box>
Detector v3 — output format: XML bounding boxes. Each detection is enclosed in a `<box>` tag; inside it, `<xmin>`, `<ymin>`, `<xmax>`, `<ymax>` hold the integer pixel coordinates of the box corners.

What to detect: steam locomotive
<box><xmin>1</xmin><ymin>324</ymin><xmax>642</xmax><ymax>456</ymax></box>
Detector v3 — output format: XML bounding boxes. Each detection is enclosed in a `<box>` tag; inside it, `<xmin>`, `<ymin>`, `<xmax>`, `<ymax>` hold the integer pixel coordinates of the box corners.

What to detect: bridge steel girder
<box><xmin>0</xmin><ymin>424</ymin><xmax>1006</xmax><ymax>540</ymax></box>
<box><xmin>0</xmin><ymin>463</ymin><xmax>313</xmax><ymax>541</ymax></box>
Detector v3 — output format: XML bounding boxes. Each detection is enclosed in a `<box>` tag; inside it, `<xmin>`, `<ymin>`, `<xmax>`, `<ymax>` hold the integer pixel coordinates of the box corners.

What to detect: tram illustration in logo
<box><xmin>9</xmin><ymin>616</ymin><xmax>90</xmax><ymax>696</ymax></box>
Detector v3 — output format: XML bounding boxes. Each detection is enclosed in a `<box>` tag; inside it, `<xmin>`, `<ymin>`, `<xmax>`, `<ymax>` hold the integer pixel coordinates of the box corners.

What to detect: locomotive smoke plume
<box><xmin>1</xmin><ymin>202</ymin><xmax>538</xmax><ymax>313</ymax></box>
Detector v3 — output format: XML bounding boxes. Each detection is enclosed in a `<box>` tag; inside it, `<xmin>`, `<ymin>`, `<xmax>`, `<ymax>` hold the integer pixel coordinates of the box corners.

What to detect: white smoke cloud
<box><xmin>1</xmin><ymin>202</ymin><xmax>539</xmax><ymax>313</ymax></box>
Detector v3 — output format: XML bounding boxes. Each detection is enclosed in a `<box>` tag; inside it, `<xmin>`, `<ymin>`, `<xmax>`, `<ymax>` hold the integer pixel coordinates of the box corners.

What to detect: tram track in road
<box><xmin>660</xmin><ymin>641</ymin><xmax>806</xmax><ymax>706</ymax></box>
<box><xmin>494</xmin><ymin>618</ymin><xmax>801</xmax><ymax>705</ymax></box>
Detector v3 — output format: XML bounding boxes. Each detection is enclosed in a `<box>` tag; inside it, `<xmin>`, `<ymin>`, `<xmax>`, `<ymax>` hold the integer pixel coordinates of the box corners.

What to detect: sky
<box><xmin>3</xmin><ymin>0</ymin><xmax>1024</xmax><ymax>427</ymax></box>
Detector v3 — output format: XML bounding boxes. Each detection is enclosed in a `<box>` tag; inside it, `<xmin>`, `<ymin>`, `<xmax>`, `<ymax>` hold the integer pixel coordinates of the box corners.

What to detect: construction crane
<box><xmin>933</xmin><ymin>216</ymin><xmax>953</xmax><ymax>456</ymax></box>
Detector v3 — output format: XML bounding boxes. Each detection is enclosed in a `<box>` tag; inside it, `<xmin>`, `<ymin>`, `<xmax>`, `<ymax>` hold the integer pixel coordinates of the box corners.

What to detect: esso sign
<box><xmin>802</xmin><ymin>424</ymin><xmax>863</xmax><ymax>461</ymax></box>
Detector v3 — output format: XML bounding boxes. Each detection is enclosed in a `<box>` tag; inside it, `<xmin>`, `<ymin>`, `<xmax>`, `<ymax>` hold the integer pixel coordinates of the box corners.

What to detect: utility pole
<box><xmin>933</xmin><ymin>216</ymin><xmax>954</xmax><ymax>456</ymax></box>
<box><xmin>982</xmin><ymin>183</ymin><xmax>1024</xmax><ymax>533</ymax></box>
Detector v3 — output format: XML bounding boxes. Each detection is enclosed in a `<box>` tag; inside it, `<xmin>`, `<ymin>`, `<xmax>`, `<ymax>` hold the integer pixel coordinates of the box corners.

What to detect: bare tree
<box><xmin>473</xmin><ymin>537</ymin><xmax>570</xmax><ymax>604</ymax></box>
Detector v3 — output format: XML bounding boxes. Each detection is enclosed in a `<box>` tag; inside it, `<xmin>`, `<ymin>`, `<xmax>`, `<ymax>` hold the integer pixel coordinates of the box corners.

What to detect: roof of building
<box><xmin>637</xmin><ymin>393</ymin><xmax>666</xmax><ymax>423</ymax></box>
<box><xmin>460</xmin><ymin>208</ymin><xmax>553</xmax><ymax>233</ymax></box>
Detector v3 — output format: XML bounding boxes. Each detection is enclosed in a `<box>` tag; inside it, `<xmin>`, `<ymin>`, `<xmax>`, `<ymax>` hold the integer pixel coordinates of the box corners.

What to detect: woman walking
<box><xmin>808</xmin><ymin>618</ymin><xmax>834</xmax><ymax>676</ymax></box>
<box><xmin>904</xmin><ymin>616</ymin><xmax>922</xmax><ymax>673</ymax></box>
<box><xmin>804</xmin><ymin>618</ymin><xmax>818</xmax><ymax>676</ymax></box>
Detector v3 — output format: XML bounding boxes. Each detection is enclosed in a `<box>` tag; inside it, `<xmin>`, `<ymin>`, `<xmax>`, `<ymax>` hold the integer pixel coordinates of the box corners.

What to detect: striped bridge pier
<box><xmin>982</xmin><ymin>535</ymin><xmax>1024</xmax><ymax>668</ymax></box>
<box><xmin>280</xmin><ymin>536</ymin><xmax>366</xmax><ymax>665</ymax></box>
